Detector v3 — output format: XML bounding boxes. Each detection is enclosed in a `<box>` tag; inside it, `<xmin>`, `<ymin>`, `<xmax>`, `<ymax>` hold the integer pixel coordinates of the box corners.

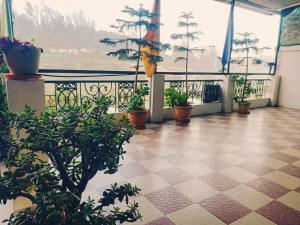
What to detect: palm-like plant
<box><xmin>171</xmin><ymin>12</ymin><xmax>204</xmax><ymax>97</ymax></box>
<box><xmin>231</xmin><ymin>32</ymin><xmax>270</xmax><ymax>102</ymax></box>
<box><xmin>100</xmin><ymin>5</ymin><xmax>170</xmax><ymax>91</ymax></box>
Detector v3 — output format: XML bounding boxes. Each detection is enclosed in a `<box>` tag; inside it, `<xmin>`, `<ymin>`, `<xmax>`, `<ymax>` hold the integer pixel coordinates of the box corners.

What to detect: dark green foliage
<box><xmin>0</xmin><ymin>78</ymin><xmax>10</xmax><ymax>160</ymax></box>
<box><xmin>232</xmin><ymin>75</ymin><xmax>254</xmax><ymax>103</ymax></box>
<box><xmin>231</xmin><ymin>32</ymin><xmax>270</xmax><ymax>70</ymax></box>
<box><xmin>171</xmin><ymin>12</ymin><xmax>204</xmax><ymax>97</ymax></box>
<box><xmin>0</xmin><ymin>97</ymin><xmax>141</xmax><ymax>225</ymax></box>
<box><xmin>171</xmin><ymin>12</ymin><xmax>204</xmax><ymax>64</ymax></box>
<box><xmin>231</xmin><ymin>32</ymin><xmax>270</xmax><ymax>102</ymax></box>
<box><xmin>0</xmin><ymin>63</ymin><xmax>8</xmax><ymax>73</ymax></box>
<box><xmin>165</xmin><ymin>88</ymin><xmax>189</xmax><ymax>107</ymax></box>
<box><xmin>126</xmin><ymin>83</ymin><xmax>149</xmax><ymax>112</ymax></box>
<box><xmin>100</xmin><ymin>5</ymin><xmax>170</xmax><ymax>92</ymax></box>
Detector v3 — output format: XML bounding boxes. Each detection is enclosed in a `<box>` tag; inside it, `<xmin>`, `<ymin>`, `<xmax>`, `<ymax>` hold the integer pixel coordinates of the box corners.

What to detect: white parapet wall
<box><xmin>163</xmin><ymin>102</ymin><xmax>223</xmax><ymax>120</ymax></box>
<box><xmin>277</xmin><ymin>45</ymin><xmax>300</xmax><ymax>109</ymax></box>
<box><xmin>4</xmin><ymin>78</ymin><xmax>47</xmax><ymax>214</ymax></box>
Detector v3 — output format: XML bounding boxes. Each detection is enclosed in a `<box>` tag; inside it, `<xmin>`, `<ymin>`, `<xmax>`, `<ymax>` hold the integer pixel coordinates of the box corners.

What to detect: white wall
<box><xmin>277</xmin><ymin>45</ymin><xmax>300</xmax><ymax>109</ymax></box>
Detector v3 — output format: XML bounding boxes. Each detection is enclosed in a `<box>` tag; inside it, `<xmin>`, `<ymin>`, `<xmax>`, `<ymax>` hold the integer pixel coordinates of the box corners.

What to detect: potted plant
<box><xmin>232</xmin><ymin>75</ymin><xmax>254</xmax><ymax>114</ymax></box>
<box><xmin>168</xmin><ymin>12</ymin><xmax>204</xmax><ymax>123</ymax></box>
<box><xmin>126</xmin><ymin>83</ymin><xmax>149</xmax><ymax>129</ymax></box>
<box><xmin>0</xmin><ymin>97</ymin><xmax>141</xmax><ymax>225</ymax></box>
<box><xmin>230</xmin><ymin>32</ymin><xmax>270</xmax><ymax>114</ymax></box>
<box><xmin>0</xmin><ymin>37</ymin><xmax>42</xmax><ymax>77</ymax></box>
<box><xmin>100</xmin><ymin>5</ymin><xmax>169</xmax><ymax>128</ymax></box>
<box><xmin>165</xmin><ymin>87</ymin><xmax>192</xmax><ymax>123</ymax></box>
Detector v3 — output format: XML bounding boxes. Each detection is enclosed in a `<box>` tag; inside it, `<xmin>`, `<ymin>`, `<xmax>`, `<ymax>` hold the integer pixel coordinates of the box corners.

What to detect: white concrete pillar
<box><xmin>6</xmin><ymin>79</ymin><xmax>45</xmax><ymax>114</ymax></box>
<box><xmin>5</xmin><ymin>77</ymin><xmax>46</xmax><ymax>212</ymax></box>
<box><xmin>269</xmin><ymin>75</ymin><xmax>281</xmax><ymax>107</ymax></box>
<box><xmin>221</xmin><ymin>75</ymin><xmax>234</xmax><ymax>113</ymax></box>
<box><xmin>149</xmin><ymin>74</ymin><xmax>164</xmax><ymax>122</ymax></box>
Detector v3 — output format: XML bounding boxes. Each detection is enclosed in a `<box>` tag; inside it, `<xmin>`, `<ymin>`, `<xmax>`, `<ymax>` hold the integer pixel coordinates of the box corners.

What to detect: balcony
<box><xmin>88</xmin><ymin>107</ymin><xmax>300</xmax><ymax>224</ymax></box>
<box><xmin>41</xmin><ymin>70</ymin><xmax>275</xmax><ymax>118</ymax></box>
<box><xmin>2</xmin><ymin>106</ymin><xmax>300</xmax><ymax>224</ymax></box>
<box><xmin>1</xmin><ymin>0</ymin><xmax>300</xmax><ymax>224</ymax></box>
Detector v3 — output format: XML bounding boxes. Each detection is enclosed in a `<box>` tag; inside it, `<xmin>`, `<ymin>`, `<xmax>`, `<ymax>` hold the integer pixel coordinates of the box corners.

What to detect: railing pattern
<box><xmin>43</xmin><ymin>69</ymin><xmax>272</xmax><ymax>113</ymax></box>
<box><xmin>164</xmin><ymin>80</ymin><xmax>222</xmax><ymax>105</ymax></box>
<box><xmin>45</xmin><ymin>80</ymin><xmax>148</xmax><ymax>112</ymax></box>
<box><xmin>234</xmin><ymin>79</ymin><xmax>271</xmax><ymax>100</ymax></box>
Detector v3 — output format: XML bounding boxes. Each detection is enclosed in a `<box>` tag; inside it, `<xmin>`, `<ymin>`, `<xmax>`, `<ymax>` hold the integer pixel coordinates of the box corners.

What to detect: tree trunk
<box><xmin>241</xmin><ymin>38</ymin><xmax>249</xmax><ymax>102</ymax></box>
<box><xmin>185</xmin><ymin>17</ymin><xmax>189</xmax><ymax>97</ymax></box>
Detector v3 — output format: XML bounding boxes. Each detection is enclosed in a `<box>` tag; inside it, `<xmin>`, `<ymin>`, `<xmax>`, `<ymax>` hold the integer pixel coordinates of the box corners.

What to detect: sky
<box><xmin>13</xmin><ymin>0</ymin><xmax>280</xmax><ymax>53</ymax></box>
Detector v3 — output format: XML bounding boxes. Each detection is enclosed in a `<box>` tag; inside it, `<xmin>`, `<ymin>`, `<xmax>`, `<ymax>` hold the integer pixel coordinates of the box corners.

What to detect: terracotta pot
<box><xmin>128</xmin><ymin>110</ymin><xmax>148</xmax><ymax>129</ymax></box>
<box><xmin>5</xmin><ymin>46</ymin><xmax>41</xmax><ymax>76</ymax></box>
<box><xmin>238</xmin><ymin>101</ymin><xmax>251</xmax><ymax>114</ymax></box>
<box><xmin>175</xmin><ymin>105</ymin><xmax>193</xmax><ymax>123</ymax></box>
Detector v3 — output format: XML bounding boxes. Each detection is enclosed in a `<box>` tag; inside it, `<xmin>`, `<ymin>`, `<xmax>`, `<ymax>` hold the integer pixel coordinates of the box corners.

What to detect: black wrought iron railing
<box><xmin>234</xmin><ymin>79</ymin><xmax>271</xmax><ymax>100</ymax></box>
<box><xmin>45</xmin><ymin>79</ymin><xmax>149</xmax><ymax>112</ymax></box>
<box><xmin>164</xmin><ymin>80</ymin><xmax>223</xmax><ymax>105</ymax></box>
<box><xmin>44</xmin><ymin>79</ymin><xmax>224</xmax><ymax>112</ymax></box>
<box><xmin>41</xmin><ymin>69</ymin><xmax>272</xmax><ymax>112</ymax></box>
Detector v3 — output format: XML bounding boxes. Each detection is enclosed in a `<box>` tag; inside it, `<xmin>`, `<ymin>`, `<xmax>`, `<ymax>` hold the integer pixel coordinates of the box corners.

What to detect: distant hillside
<box><xmin>14</xmin><ymin>2</ymin><xmax>124</xmax><ymax>50</ymax></box>
<box><xmin>13</xmin><ymin>2</ymin><xmax>270</xmax><ymax>73</ymax></box>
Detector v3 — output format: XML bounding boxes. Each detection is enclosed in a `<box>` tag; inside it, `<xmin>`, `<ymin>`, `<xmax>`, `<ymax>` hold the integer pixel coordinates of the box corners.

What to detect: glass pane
<box><xmin>14</xmin><ymin>0</ymin><xmax>279</xmax><ymax>73</ymax></box>
<box><xmin>231</xmin><ymin>7</ymin><xmax>280</xmax><ymax>74</ymax></box>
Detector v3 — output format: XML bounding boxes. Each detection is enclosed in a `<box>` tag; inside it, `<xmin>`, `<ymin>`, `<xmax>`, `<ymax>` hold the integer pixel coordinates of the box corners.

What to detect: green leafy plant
<box><xmin>0</xmin><ymin>97</ymin><xmax>141</xmax><ymax>225</ymax></box>
<box><xmin>231</xmin><ymin>32</ymin><xmax>270</xmax><ymax>103</ymax></box>
<box><xmin>0</xmin><ymin>78</ymin><xmax>10</xmax><ymax>160</ymax></box>
<box><xmin>232</xmin><ymin>75</ymin><xmax>254</xmax><ymax>103</ymax></box>
<box><xmin>171</xmin><ymin>12</ymin><xmax>204</xmax><ymax>97</ymax></box>
<box><xmin>100</xmin><ymin>5</ymin><xmax>170</xmax><ymax>91</ymax></box>
<box><xmin>165</xmin><ymin>87</ymin><xmax>189</xmax><ymax>107</ymax></box>
<box><xmin>126</xmin><ymin>83</ymin><xmax>149</xmax><ymax>112</ymax></box>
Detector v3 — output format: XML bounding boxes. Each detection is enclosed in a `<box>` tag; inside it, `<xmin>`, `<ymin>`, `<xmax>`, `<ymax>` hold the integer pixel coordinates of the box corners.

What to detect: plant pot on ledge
<box><xmin>0</xmin><ymin>38</ymin><xmax>42</xmax><ymax>78</ymax></box>
<box><xmin>128</xmin><ymin>110</ymin><xmax>148</xmax><ymax>129</ymax></box>
<box><xmin>6</xmin><ymin>46</ymin><xmax>41</xmax><ymax>76</ymax></box>
<box><xmin>238</xmin><ymin>101</ymin><xmax>251</xmax><ymax>114</ymax></box>
<box><xmin>175</xmin><ymin>105</ymin><xmax>193</xmax><ymax>123</ymax></box>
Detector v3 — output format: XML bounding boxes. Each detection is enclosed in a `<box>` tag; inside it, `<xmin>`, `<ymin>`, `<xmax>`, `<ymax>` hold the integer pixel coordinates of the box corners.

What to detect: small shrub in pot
<box><xmin>126</xmin><ymin>83</ymin><xmax>150</xmax><ymax>129</ymax></box>
<box><xmin>165</xmin><ymin>87</ymin><xmax>192</xmax><ymax>123</ymax></box>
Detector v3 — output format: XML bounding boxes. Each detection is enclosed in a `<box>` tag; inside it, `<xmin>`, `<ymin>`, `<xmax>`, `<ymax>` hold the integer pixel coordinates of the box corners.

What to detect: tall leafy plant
<box><xmin>171</xmin><ymin>12</ymin><xmax>204</xmax><ymax>97</ymax></box>
<box><xmin>100</xmin><ymin>5</ymin><xmax>169</xmax><ymax>91</ymax></box>
<box><xmin>0</xmin><ymin>78</ymin><xmax>10</xmax><ymax>160</ymax></box>
<box><xmin>231</xmin><ymin>32</ymin><xmax>270</xmax><ymax>102</ymax></box>
<box><xmin>0</xmin><ymin>97</ymin><xmax>141</xmax><ymax>225</ymax></box>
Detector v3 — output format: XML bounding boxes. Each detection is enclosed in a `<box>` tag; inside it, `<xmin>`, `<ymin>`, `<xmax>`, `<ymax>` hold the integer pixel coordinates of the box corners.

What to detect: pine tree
<box><xmin>231</xmin><ymin>32</ymin><xmax>270</xmax><ymax>102</ymax></box>
<box><xmin>171</xmin><ymin>12</ymin><xmax>204</xmax><ymax>96</ymax></box>
<box><xmin>100</xmin><ymin>5</ymin><xmax>169</xmax><ymax>91</ymax></box>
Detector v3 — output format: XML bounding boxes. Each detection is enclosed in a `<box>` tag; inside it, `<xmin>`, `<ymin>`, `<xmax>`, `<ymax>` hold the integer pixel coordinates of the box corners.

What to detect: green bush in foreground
<box><xmin>0</xmin><ymin>97</ymin><xmax>141</xmax><ymax>225</ymax></box>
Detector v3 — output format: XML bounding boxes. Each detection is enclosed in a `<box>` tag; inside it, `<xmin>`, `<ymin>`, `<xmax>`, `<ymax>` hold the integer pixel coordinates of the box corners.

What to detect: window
<box><xmin>14</xmin><ymin>0</ymin><xmax>279</xmax><ymax>73</ymax></box>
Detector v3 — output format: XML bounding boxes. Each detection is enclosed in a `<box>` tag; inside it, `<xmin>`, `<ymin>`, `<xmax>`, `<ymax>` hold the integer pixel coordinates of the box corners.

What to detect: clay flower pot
<box><xmin>238</xmin><ymin>101</ymin><xmax>251</xmax><ymax>114</ymax></box>
<box><xmin>128</xmin><ymin>110</ymin><xmax>148</xmax><ymax>129</ymax></box>
<box><xmin>5</xmin><ymin>46</ymin><xmax>41</xmax><ymax>76</ymax></box>
<box><xmin>175</xmin><ymin>105</ymin><xmax>193</xmax><ymax>123</ymax></box>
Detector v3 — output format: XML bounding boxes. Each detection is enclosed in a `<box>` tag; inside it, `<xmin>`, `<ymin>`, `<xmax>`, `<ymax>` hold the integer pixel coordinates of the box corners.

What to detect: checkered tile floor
<box><xmin>2</xmin><ymin>107</ymin><xmax>300</xmax><ymax>225</ymax></box>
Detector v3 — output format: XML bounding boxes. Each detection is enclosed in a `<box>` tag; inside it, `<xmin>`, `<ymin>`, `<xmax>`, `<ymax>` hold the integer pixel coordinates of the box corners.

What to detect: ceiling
<box><xmin>214</xmin><ymin>0</ymin><xmax>300</xmax><ymax>15</ymax></box>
